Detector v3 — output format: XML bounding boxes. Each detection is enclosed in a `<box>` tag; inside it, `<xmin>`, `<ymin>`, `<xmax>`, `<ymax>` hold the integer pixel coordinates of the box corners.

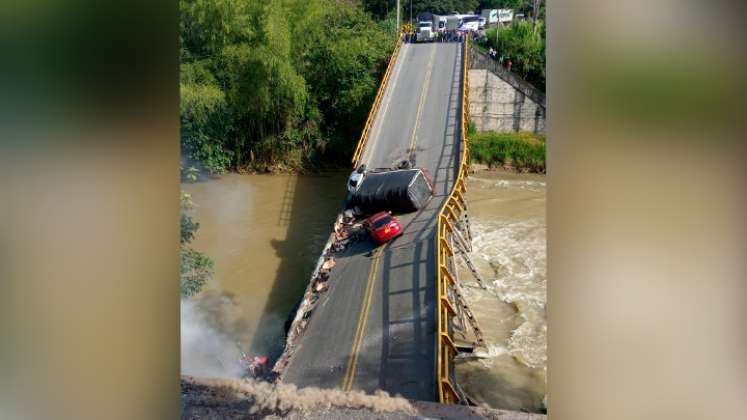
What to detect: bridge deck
<box><xmin>282</xmin><ymin>41</ymin><xmax>463</xmax><ymax>401</ymax></box>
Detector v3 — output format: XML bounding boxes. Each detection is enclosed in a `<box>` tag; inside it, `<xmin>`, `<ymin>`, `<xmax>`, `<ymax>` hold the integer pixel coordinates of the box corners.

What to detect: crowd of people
<box><xmin>402</xmin><ymin>27</ymin><xmax>477</xmax><ymax>44</ymax></box>
<box><xmin>399</xmin><ymin>25</ymin><xmax>518</xmax><ymax>72</ymax></box>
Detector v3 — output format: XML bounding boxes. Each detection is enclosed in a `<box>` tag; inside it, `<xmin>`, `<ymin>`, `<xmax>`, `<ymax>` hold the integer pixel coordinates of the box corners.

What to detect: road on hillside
<box><xmin>281</xmin><ymin>41</ymin><xmax>464</xmax><ymax>402</ymax></box>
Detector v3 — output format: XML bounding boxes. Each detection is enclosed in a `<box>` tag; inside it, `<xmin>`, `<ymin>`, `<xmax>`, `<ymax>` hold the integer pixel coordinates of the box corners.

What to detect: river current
<box><xmin>455</xmin><ymin>170</ymin><xmax>547</xmax><ymax>412</ymax></box>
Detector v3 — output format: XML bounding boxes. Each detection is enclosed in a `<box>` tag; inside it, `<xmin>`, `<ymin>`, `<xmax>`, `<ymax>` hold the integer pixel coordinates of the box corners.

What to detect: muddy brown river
<box><xmin>181</xmin><ymin>172</ymin><xmax>347</xmax><ymax>378</ymax></box>
<box><xmin>180</xmin><ymin>169</ymin><xmax>546</xmax><ymax>412</ymax></box>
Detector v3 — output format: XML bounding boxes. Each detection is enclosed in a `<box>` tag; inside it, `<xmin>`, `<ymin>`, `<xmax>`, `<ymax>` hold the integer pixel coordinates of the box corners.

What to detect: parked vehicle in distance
<box><xmin>459</xmin><ymin>15</ymin><xmax>480</xmax><ymax>31</ymax></box>
<box><xmin>364</xmin><ymin>211</ymin><xmax>403</xmax><ymax>245</ymax></box>
<box><xmin>481</xmin><ymin>8</ymin><xmax>499</xmax><ymax>24</ymax></box>
<box><xmin>435</xmin><ymin>15</ymin><xmax>447</xmax><ymax>32</ymax></box>
<box><xmin>416</xmin><ymin>21</ymin><xmax>435</xmax><ymax>42</ymax></box>
<box><xmin>478</xmin><ymin>17</ymin><xmax>486</xmax><ymax>29</ymax></box>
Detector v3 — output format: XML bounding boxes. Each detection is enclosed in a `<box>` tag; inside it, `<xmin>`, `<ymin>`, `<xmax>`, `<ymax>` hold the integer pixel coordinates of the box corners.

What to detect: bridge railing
<box><xmin>436</xmin><ymin>36</ymin><xmax>471</xmax><ymax>405</ymax></box>
<box><xmin>351</xmin><ymin>33</ymin><xmax>404</xmax><ymax>168</ymax></box>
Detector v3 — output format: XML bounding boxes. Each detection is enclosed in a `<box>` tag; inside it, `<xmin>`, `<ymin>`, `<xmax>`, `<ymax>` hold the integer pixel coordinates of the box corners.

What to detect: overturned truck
<box><xmin>350</xmin><ymin>168</ymin><xmax>434</xmax><ymax>214</ymax></box>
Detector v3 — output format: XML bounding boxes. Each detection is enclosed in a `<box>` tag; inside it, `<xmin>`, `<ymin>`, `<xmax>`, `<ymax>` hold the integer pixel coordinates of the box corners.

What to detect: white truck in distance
<box><xmin>459</xmin><ymin>15</ymin><xmax>480</xmax><ymax>31</ymax></box>
<box><xmin>416</xmin><ymin>21</ymin><xmax>435</xmax><ymax>42</ymax></box>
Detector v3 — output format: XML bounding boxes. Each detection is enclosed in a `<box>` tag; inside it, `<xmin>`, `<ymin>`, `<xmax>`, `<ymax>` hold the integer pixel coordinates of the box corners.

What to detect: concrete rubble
<box><xmin>272</xmin><ymin>210</ymin><xmax>366</xmax><ymax>377</ymax></box>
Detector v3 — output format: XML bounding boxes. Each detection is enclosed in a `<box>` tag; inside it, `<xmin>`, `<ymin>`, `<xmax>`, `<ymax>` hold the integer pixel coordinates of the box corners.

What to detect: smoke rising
<box><xmin>181</xmin><ymin>299</ymin><xmax>245</xmax><ymax>378</ymax></box>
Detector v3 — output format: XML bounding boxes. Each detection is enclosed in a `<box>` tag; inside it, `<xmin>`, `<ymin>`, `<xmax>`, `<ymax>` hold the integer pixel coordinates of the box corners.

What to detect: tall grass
<box><xmin>470</xmin><ymin>131</ymin><xmax>546</xmax><ymax>173</ymax></box>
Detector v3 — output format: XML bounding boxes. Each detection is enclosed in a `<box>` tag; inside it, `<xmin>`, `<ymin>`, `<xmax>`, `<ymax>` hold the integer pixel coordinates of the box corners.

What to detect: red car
<box><xmin>364</xmin><ymin>211</ymin><xmax>403</xmax><ymax>245</ymax></box>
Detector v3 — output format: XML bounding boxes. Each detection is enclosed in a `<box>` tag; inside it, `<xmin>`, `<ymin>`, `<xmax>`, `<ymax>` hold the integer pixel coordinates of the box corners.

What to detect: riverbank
<box><xmin>182</xmin><ymin>158</ymin><xmax>352</xmax><ymax>180</ymax></box>
<box><xmin>469</xmin><ymin>132</ymin><xmax>546</xmax><ymax>173</ymax></box>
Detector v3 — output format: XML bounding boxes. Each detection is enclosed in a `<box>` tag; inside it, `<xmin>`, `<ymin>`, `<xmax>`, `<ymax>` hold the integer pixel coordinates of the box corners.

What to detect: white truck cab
<box><xmin>416</xmin><ymin>21</ymin><xmax>434</xmax><ymax>42</ymax></box>
<box><xmin>348</xmin><ymin>164</ymin><xmax>366</xmax><ymax>192</ymax></box>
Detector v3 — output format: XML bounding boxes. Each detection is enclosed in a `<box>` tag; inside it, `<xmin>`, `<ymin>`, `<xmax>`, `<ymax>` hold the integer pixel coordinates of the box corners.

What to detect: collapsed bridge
<box><xmin>274</xmin><ymin>36</ymin><xmax>482</xmax><ymax>404</ymax></box>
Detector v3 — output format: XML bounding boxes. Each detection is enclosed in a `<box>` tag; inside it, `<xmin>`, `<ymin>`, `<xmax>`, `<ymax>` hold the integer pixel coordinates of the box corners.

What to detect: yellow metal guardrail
<box><xmin>436</xmin><ymin>37</ymin><xmax>470</xmax><ymax>405</ymax></box>
<box><xmin>351</xmin><ymin>33</ymin><xmax>404</xmax><ymax>168</ymax></box>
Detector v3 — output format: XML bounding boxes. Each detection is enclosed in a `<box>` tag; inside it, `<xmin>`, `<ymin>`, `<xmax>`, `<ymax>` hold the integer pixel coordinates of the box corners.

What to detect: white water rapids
<box><xmin>455</xmin><ymin>170</ymin><xmax>547</xmax><ymax>412</ymax></box>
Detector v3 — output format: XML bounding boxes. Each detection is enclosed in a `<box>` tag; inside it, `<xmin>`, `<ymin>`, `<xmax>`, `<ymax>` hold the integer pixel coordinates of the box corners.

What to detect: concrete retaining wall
<box><xmin>469</xmin><ymin>50</ymin><xmax>546</xmax><ymax>134</ymax></box>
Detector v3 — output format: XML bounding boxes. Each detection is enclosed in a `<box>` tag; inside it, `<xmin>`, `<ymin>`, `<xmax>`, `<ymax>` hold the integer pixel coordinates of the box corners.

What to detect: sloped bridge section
<box><xmin>274</xmin><ymin>35</ymin><xmax>475</xmax><ymax>405</ymax></box>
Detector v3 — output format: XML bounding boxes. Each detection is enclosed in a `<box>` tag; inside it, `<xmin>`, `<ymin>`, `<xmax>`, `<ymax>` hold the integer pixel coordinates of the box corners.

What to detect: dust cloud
<box><xmin>190</xmin><ymin>378</ymin><xmax>416</xmax><ymax>415</ymax></box>
<box><xmin>181</xmin><ymin>299</ymin><xmax>245</xmax><ymax>378</ymax></box>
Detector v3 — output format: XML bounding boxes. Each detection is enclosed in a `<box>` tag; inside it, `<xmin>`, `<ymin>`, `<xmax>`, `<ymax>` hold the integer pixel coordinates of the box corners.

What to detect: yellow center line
<box><xmin>408</xmin><ymin>45</ymin><xmax>437</xmax><ymax>161</ymax></box>
<box><xmin>342</xmin><ymin>246</ymin><xmax>385</xmax><ymax>391</ymax></box>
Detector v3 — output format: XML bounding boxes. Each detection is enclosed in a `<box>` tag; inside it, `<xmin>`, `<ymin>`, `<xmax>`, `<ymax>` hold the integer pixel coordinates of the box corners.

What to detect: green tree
<box><xmin>364</xmin><ymin>0</ymin><xmax>397</xmax><ymax>20</ymax></box>
<box><xmin>180</xmin><ymin>0</ymin><xmax>396</xmax><ymax>171</ymax></box>
<box><xmin>180</xmin><ymin>61</ymin><xmax>233</xmax><ymax>173</ymax></box>
<box><xmin>409</xmin><ymin>1</ymin><xmax>457</xmax><ymax>16</ymax></box>
<box><xmin>455</xmin><ymin>0</ymin><xmax>480</xmax><ymax>13</ymax></box>
<box><xmin>367</xmin><ymin>0</ymin><xmax>481</xmax><ymax>20</ymax></box>
<box><xmin>180</xmin><ymin>191</ymin><xmax>214</xmax><ymax>298</ymax></box>
<box><xmin>181</xmin><ymin>248</ymin><xmax>214</xmax><ymax>298</ymax></box>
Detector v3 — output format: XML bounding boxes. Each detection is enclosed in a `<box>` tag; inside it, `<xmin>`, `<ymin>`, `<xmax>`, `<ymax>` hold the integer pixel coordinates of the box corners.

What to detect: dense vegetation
<box><xmin>180</xmin><ymin>0</ymin><xmax>397</xmax><ymax>173</ymax></box>
<box><xmin>180</xmin><ymin>186</ymin><xmax>214</xmax><ymax>298</ymax></box>
<box><xmin>179</xmin><ymin>166</ymin><xmax>212</xmax><ymax>298</ymax></box>
<box><xmin>470</xmin><ymin>130</ymin><xmax>545</xmax><ymax>172</ymax></box>
<box><xmin>365</xmin><ymin>1</ymin><xmax>478</xmax><ymax>19</ymax></box>
<box><xmin>483</xmin><ymin>20</ymin><xmax>545</xmax><ymax>91</ymax></box>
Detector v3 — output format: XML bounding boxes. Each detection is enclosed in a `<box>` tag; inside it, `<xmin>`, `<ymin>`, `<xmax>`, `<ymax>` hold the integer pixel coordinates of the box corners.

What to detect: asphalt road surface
<box><xmin>282</xmin><ymin>41</ymin><xmax>464</xmax><ymax>402</ymax></box>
